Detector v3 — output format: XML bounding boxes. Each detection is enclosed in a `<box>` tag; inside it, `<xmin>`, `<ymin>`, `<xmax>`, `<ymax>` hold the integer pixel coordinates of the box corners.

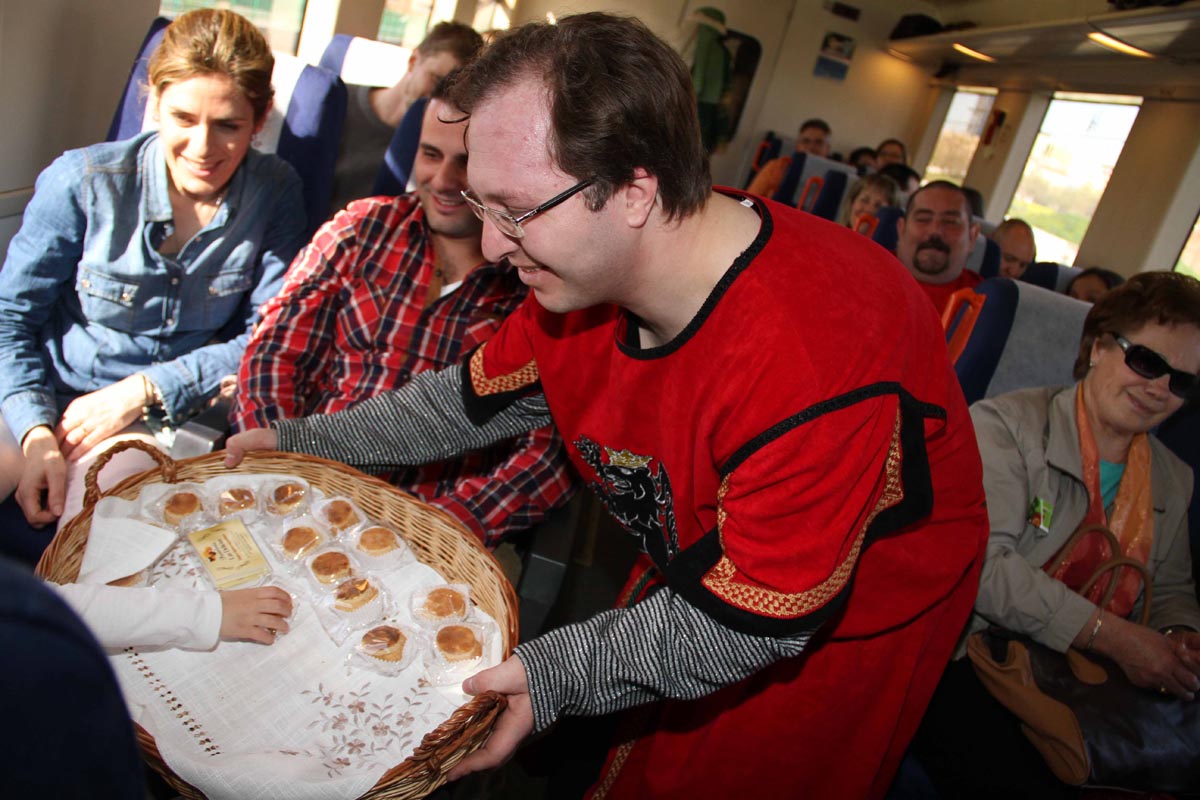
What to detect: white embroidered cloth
<box><xmin>94</xmin><ymin>477</ymin><xmax>501</xmax><ymax>800</ymax></box>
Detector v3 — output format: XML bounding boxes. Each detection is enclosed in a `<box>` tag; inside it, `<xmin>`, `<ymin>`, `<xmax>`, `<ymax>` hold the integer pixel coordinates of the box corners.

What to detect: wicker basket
<box><xmin>36</xmin><ymin>440</ymin><xmax>517</xmax><ymax>800</ymax></box>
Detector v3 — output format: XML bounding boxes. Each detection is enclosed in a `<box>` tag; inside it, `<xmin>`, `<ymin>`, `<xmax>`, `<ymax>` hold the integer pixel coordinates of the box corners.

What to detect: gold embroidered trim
<box><xmin>468</xmin><ymin>343</ymin><xmax>539</xmax><ymax>397</ymax></box>
<box><xmin>701</xmin><ymin>411</ymin><xmax>905</xmax><ymax>618</ymax></box>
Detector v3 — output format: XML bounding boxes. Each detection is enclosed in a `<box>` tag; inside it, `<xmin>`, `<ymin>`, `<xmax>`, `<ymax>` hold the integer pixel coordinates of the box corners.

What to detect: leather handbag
<box><xmin>967</xmin><ymin>525</ymin><xmax>1200</xmax><ymax>793</ymax></box>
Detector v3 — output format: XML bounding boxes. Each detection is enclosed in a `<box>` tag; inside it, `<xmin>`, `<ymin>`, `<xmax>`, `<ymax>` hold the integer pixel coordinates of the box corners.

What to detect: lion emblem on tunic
<box><xmin>575</xmin><ymin>436</ymin><xmax>679</xmax><ymax>560</ymax></box>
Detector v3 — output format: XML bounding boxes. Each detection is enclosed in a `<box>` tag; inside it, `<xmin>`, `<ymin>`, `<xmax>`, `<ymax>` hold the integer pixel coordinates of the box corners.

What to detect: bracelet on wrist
<box><xmin>1085</xmin><ymin>611</ymin><xmax>1104</xmax><ymax>651</ymax></box>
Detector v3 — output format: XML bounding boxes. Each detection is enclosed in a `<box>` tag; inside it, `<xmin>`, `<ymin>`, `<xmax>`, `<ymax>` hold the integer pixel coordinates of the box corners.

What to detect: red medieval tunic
<box><xmin>464</xmin><ymin>194</ymin><xmax>988</xmax><ymax>799</ymax></box>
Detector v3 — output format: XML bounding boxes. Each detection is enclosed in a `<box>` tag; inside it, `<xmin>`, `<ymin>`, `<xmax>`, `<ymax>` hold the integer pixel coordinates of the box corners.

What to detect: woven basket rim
<box><xmin>36</xmin><ymin>442</ymin><xmax>516</xmax><ymax>800</ymax></box>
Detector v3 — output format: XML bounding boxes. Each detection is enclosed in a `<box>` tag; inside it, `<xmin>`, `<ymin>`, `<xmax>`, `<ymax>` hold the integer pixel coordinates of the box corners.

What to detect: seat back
<box><xmin>318</xmin><ymin>34</ymin><xmax>411</xmax><ymax>88</ymax></box>
<box><xmin>108</xmin><ymin>18</ymin><xmax>348</xmax><ymax>238</ymax></box>
<box><xmin>872</xmin><ymin>206</ymin><xmax>904</xmax><ymax>252</ymax></box>
<box><xmin>1155</xmin><ymin>405</ymin><xmax>1200</xmax><ymax>594</ymax></box>
<box><xmin>1022</xmin><ymin>261</ymin><xmax>1083</xmax><ymax>293</ymax></box>
<box><xmin>810</xmin><ymin>170</ymin><xmax>849</xmax><ymax>221</ymax></box>
<box><xmin>950</xmin><ymin>278</ymin><xmax>1091</xmax><ymax>405</ymax></box>
<box><xmin>372</xmin><ymin>96</ymin><xmax>428</xmax><ymax>196</ymax></box>
<box><xmin>743</xmin><ymin>130</ymin><xmax>785</xmax><ymax>189</ymax></box>
<box><xmin>965</xmin><ymin>235</ymin><xmax>1001</xmax><ymax>278</ymax></box>
<box><xmin>772</xmin><ymin>152</ymin><xmax>857</xmax><ymax>211</ymax></box>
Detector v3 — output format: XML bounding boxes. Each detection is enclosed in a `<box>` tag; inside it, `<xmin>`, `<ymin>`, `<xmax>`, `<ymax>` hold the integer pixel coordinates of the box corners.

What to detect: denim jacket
<box><xmin>0</xmin><ymin>132</ymin><xmax>306</xmax><ymax>443</ymax></box>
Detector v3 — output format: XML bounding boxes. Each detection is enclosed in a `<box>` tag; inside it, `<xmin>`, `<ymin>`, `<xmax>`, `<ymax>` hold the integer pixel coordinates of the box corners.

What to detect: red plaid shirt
<box><xmin>234</xmin><ymin>195</ymin><xmax>575</xmax><ymax>544</ymax></box>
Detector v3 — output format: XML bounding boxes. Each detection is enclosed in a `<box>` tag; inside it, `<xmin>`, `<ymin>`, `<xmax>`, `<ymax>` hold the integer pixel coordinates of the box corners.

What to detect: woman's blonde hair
<box><xmin>839</xmin><ymin>173</ymin><xmax>899</xmax><ymax>227</ymax></box>
<box><xmin>148</xmin><ymin>9</ymin><xmax>274</xmax><ymax>123</ymax></box>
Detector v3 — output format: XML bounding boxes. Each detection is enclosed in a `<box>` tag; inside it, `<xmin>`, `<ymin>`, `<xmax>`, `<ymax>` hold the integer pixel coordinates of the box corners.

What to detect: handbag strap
<box><xmin>1078</xmin><ymin>556</ymin><xmax>1152</xmax><ymax>626</ymax></box>
<box><xmin>1043</xmin><ymin>523</ymin><xmax>1120</xmax><ymax>578</ymax></box>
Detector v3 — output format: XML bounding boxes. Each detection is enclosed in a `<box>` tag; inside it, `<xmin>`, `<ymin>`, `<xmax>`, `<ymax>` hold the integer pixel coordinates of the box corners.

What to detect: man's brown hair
<box><xmin>449</xmin><ymin>12</ymin><xmax>710</xmax><ymax>221</ymax></box>
<box><xmin>416</xmin><ymin>22</ymin><xmax>484</xmax><ymax>66</ymax></box>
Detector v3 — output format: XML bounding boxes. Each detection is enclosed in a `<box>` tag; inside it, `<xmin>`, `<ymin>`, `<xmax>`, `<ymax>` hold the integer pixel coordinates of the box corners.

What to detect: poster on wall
<box><xmin>814</xmin><ymin>31</ymin><xmax>855</xmax><ymax>80</ymax></box>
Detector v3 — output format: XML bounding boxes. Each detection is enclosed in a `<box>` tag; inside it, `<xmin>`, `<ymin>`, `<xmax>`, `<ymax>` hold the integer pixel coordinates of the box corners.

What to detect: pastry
<box><xmin>268</xmin><ymin>481</ymin><xmax>307</xmax><ymax>515</ymax></box>
<box><xmin>323</xmin><ymin>499</ymin><xmax>360</xmax><ymax>533</ymax></box>
<box><xmin>360</xmin><ymin>625</ymin><xmax>407</xmax><ymax>662</ymax></box>
<box><xmin>310</xmin><ymin>551</ymin><xmax>352</xmax><ymax>584</ymax></box>
<box><xmin>107</xmin><ymin>571</ymin><xmax>145</xmax><ymax>588</ymax></box>
<box><xmin>218</xmin><ymin>487</ymin><xmax>256</xmax><ymax>516</ymax></box>
<box><xmin>334</xmin><ymin>578</ymin><xmax>378</xmax><ymax>612</ymax></box>
<box><xmin>423</xmin><ymin>586</ymin><xmax>467</xmax><ymax>620</ymax></box>
<box><xmin>282</xmin><ymin>525</ymin><xmax>322</xmax><ymax>558</ymax></box>
<box><xmin>163</xmin><ymin>490</ymin><xmax>202</xmax><ymax>525</ymax></box>
<box><xmin>357</xmin><ymin>526</ymin><xmax>399</xmax><ymax>556</ymax></box>
<box><xmin>435</xmin><ymin>625</ymin><xmax>482</xmax><ymax>662</ymax></box>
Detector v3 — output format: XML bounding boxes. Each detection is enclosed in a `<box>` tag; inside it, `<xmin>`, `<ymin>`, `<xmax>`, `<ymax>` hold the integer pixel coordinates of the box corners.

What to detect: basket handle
<box><xmin>82</xmin><ymin>439</ymin><xmax>178</xmax><ymax>511</ymax></box>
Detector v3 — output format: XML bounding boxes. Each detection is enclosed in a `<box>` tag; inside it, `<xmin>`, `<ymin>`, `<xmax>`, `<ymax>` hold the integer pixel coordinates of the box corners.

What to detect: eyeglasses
<box><xmin>461</xmin><ymin>177</ymin><xmax>597</xmax><ymax>239</ymax></box>
<box><xmin>1108</xmin><ymin>332</ymin><xmax>1198</xmax><ymax>400</ymax></box>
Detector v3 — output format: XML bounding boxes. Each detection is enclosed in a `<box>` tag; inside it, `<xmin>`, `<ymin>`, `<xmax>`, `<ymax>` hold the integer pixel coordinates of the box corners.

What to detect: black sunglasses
<box><xmin>1108</xmin><ymin>332</ymin><xmax>1198</xmax><ymax>400</ymax></box>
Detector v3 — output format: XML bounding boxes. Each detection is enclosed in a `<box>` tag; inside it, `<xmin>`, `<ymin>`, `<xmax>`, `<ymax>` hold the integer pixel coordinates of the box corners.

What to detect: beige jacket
<box><xmin>963</xmin><ymin>385</ymin><xmax>1200</xmax><ymax>655</ymax></box>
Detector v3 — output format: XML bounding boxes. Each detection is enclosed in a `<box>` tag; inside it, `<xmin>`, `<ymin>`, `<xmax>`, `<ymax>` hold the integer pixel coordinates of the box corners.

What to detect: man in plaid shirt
<box><xmin>233</xmin><ymin>80</ymin><xmax>574</xmax><ymax>546</ymax></box>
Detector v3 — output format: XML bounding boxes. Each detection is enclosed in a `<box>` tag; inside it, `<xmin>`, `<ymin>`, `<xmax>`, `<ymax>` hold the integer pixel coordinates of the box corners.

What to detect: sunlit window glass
<box><xmin>472</xmin><ymin>0</ymin><xmax>512</xmax><ymax>32</ymax></box>
<box><xmin>924</xmin><ymin>88</ymin><xmax>996</xmax><ymax>186</ymax></box>
<box><xmin>1007</xmin><ymin>92</ymin><xmax>1142</xmax><ymax>266</ymax></box>
<box><xmin>1176</xmin><ymin>213</ymin><xmax>1200</xmax><ymax>280</ymax></box>
<box><xmin>159</xmin><ymin>0</ymin><xmax>307</xmax><ymax>53</ymax></box>
<box><xmin>378</xmin><ymin>0</ymin><xmax>440</xmax><ymax>49</ymax></box>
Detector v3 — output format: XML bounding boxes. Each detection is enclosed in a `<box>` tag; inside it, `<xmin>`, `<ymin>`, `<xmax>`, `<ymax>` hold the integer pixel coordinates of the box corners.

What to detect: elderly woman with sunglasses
<box><xmin>913</xmin><ymin>270</ymin><xmax>1200</xmax><ymax>798</ymax></box>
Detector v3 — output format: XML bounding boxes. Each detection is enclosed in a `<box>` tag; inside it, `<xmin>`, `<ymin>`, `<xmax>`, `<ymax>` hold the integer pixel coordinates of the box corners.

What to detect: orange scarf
<box><xmin>1045</xmin><ymin>384</ymin><xmax>1154</xmax><ymax>618</ymax></box>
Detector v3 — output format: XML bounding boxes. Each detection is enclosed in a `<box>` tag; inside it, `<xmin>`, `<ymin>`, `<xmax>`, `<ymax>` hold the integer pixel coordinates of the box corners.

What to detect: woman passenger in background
<box><xmin>839</xmin><ymin>173</ymin><xmax>898</xmax><ymax>235</ymax></box>
<box><xmin>0</xmin><ymin>9</ymin><xmax>306</xmax><ymax>557</ymax></box>
<box><xmin>913</xmin><ymin>271</ymin><xmax>1200</xmax><ymax>798</ymax></box>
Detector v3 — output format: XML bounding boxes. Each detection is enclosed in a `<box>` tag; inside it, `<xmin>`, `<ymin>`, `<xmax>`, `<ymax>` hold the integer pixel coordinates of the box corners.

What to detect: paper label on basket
<box><xmin>187</xmin><ymin>519</ymin><xmax>271</xmax><ymax>589</ymax></box>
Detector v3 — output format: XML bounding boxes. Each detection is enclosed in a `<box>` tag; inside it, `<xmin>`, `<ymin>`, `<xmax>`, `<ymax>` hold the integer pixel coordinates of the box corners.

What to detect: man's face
<box><xmin>796</xmin><ymin>125</ymin><xmax>831</xmax><ymax>158</ymax></box>
<box><xmin>877</xmin><ymin>142</ymin><xmax>906</xmax><ymax>167</ymax></box>
<box><xmin>993</xmin><ymin>225</ymin><xmax>1036</xmax><ymax>279</ymax></box>
<box><xmin>895</xmin><ymin>186</ymin><xmax>979</xmax><ymax>284</ymax></box>
<box><xmin>464</xmin><ymin>76</ymin><xmax>632</xmax><ymax>313</ymax></box>
<box><xmin>413</xmin><ymin>98</ymin><xmax>481</xmax><ymax>240</ymax></box>
<box><xmin>408</xmin><ymin>50</ymin><xmax>462</xmax><ymax>98</ymax></box>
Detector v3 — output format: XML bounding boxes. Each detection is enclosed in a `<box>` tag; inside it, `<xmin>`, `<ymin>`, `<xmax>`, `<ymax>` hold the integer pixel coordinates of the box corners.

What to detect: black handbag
<box><xmin>967</xmin><ymin>526</ymin><xmax>1200</xmax><ymax>792</ymax></box>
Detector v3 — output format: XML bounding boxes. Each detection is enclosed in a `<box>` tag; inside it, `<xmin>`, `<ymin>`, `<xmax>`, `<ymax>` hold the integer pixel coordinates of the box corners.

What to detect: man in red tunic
<box><xmin>227</xmin><ymin>13</ymin><xmax>988</xmax><ymax>798</ymax></box>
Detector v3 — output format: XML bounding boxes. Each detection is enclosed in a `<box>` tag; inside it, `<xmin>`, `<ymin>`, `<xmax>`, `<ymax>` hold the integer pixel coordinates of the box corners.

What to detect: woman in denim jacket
<box><xmin>0</xmin><ymin>9</ymin><xmax>305</xmax><ymax>540</ymax></box>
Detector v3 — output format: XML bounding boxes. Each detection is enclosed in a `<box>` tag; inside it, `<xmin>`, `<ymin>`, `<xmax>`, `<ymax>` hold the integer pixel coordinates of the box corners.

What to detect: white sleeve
<box><xmin>48</xmin><ymin>583</ymin><xmax>222</xmax><ymax>651</ymax></box>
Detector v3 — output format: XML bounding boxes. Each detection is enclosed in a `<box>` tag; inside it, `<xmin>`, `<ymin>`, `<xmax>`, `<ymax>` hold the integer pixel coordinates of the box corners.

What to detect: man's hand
<box><xmin>16</xmin><ymin>426</ymin><xmax>66</xmax><ymax>527</ymax></box>
<box><xmin>446</xmin><ymin>656</ymin><xmax>534</xmax><ymax>781</ymax></box>
<box><xmin>218</xmin><ymin>586</ymin><xmax>293</xmax><ymax>644</ymax></box>
<box><xmin>224</xmin><ymin>428</ymin><xmax>279</xmax><ymax>468</ymax></box>
<box><xmin>55</xmin><ymin>375</ymin><xmax>147</xmax><ymax>462</ymax></box>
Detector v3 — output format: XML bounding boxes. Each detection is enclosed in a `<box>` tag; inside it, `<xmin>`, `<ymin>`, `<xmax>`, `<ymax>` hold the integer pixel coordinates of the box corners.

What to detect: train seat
<box><xmin>317</xmin><ymin>34</ymin><xmax>410</xmax><ymax>87</ymax></box>
<box><xmin>1021</xmin><ymin>261</ymin><xmax>1082</xmax><ymax>293</ymax></box>
<box><xmin>948</xmin><ymin>277</ymin><xmax>1091</xmax><ymax>405</ymax></box>
<box><xmin>965</xmin><ymin>235</ymin><xmax>1001</xmax><ymax>278</ymax></box>
<box><xmin>810</xmin><ymin>169</ymin><xmax>850</xmax><ymax>222</ymax></box>
<box><xmin>771</xmin><ymin>152</ymin><xmax>857</xmax><ymax>213</ymax></box>
<box><xmin>871</xmin><ymin>206</ymin><xmax>904</xmax><ymax>252</ymax></box>
<box><xmin>742</xmin><ymin>130</ymin><xmax>787</xmax><ymax>189</ymax></box>
<box><xmin>372</xmin><ymin>96</ymin><xmax>428</xmax><ymax>197</ymax></box>
<box><xmin>107</xmin><ymin>17</ymin><xmax>348</xmax><ymax>238</ymax></box>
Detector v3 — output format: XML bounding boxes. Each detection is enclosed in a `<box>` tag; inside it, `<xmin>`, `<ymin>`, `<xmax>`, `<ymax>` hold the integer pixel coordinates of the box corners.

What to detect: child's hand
<box><xmin>219</xmin><ymin>586</ymin><xmax>293</xmax><ymax>644</ymax></box>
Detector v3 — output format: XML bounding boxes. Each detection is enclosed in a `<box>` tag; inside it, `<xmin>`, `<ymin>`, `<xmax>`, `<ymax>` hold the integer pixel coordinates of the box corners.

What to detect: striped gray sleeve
<box><xmin>513</xmin><ymin>586</ymin><xmax>813</xmax><ymax>732</ymax></box>
<box><xmin>272</xmin><ymin>364</ymin><xmax>552</xmax><ymax>469</ymax></box>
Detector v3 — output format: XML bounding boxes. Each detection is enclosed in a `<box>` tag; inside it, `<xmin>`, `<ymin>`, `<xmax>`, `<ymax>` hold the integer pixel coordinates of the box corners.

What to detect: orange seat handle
<box><xmin>943</xmin><ymin>288</ymin><xmax>987</xmax><ymax>365</ymax></box>
<box><xmin>852</xmin><ymin>213</ymin><xmax>878</xmax><ymax>237</ymax></box>
<box><xmin>798</xmin><ymin>175</ymin><xmax>824</xmax><ymax>212</ymax></box>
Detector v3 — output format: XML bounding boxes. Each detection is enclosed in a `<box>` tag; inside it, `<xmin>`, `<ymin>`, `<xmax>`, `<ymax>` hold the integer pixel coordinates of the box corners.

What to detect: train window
<box><xmin>472</xmin><ymin>0</ymin><xmax>512</xmax><ymax>32</ymax></box>
<box><xmin>924</xmin><ymin>88</ymin><xmax>997</xmax><ymax>186</ymax></box>
<box><xmin>158</xmin><ymin>0</ymin><xmax>308</xmax><ymax>52</ymax></box>
<box><xmin>377</xmin><ymin>0</ymin><xmax>443</xmax><ymax>49</ymax></box>
<box><xmin>1006</xmin><ymin>92</ymin><xmax>1142</xmax><ymax>266</ymax></box>
<box><xmin>1176</xmin><ymin>213</ymin><xmax>1200</xmax><ymax>280</ymax></box>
